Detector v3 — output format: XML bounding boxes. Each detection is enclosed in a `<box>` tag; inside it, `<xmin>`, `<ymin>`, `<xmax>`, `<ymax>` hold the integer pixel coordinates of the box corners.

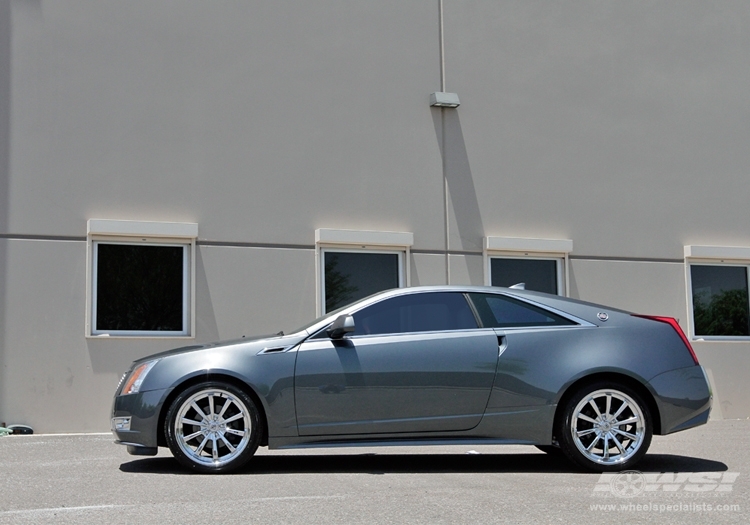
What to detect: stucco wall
<box><xmin>1</xmin><ymin>1</ymin><xmax>749</xmax><ymax>431</ymax></box>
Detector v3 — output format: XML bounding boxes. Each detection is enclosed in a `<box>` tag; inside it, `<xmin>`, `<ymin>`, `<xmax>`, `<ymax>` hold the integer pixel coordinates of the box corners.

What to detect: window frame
<box><xmin>484</xmin><ymin>237</ymin><xmax>573</xmax><ymax>296</ymax></box>
<box><xmin>86</xmin><ymin>219</ymin><xmax>197</xmax><ymax>338</ymax></box>
<box><xmin>685</xmin><ymin>254</ymin><xmax>750</xmax><ymax>341</ymax></box>
<box><xmin>315</xmin><ymin>229</ymin><xmax>413</xmax><ymax>316</ymax></box>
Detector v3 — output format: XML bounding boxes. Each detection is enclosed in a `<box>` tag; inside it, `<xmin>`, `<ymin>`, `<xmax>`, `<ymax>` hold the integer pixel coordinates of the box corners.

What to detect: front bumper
<box><xmin>111</xmin><ymin>387</ymin><xmax>171</xmax><ymax>453</ymax></box>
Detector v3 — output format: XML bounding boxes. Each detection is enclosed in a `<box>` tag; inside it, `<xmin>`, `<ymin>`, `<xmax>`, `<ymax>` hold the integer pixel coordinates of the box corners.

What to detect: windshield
<box><xmin>288</xmin><ymin>304</ymin><xmax>349</xmax><ymax>334</ymax></box>
<box><xmin>287</xmin><ymin>290</ymin><xmax>394</xmax><ymax>334</ymax></box>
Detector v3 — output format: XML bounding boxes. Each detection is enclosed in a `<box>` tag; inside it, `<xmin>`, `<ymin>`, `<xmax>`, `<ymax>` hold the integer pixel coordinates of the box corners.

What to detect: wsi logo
<box><xmin>593</xmin><ymin>471</ymin><xmax>740</xmax><ymax>498</ymax></box>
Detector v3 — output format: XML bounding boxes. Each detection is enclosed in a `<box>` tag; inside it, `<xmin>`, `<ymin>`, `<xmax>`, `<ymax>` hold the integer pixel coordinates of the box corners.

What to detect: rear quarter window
<box><xmin>468</xmin><ymin>293</ymin><xmax>576</xmax><ymax>328</ymax></box>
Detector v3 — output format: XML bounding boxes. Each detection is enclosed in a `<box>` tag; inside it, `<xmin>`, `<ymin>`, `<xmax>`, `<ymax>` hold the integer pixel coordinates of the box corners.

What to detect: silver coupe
<box><xmin>111</xmin><ymin>286</ymin><xmax>711</xmax><ymax>473</ymax></box>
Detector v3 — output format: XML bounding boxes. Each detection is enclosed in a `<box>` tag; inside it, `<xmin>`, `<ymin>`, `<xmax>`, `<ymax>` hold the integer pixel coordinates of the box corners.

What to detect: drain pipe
<box><xmin>439</xmin><ymin>0</ymin><xmax>450</xmax><ymax>285</ymax></box>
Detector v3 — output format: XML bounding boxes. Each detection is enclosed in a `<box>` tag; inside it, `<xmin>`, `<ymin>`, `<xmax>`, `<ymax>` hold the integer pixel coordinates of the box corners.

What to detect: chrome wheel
<box><xmin>165</xmin><ymin>382</ymin><xmax>261</xmax><ymax>473</ymax></box>
<box><xmin>559</xmin><ymin>383</ymin><xmax>652</xmax><ymax>472</ymax></box>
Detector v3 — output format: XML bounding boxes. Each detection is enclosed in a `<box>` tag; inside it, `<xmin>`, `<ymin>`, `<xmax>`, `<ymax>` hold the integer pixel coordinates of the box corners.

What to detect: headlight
<box><xmin>121</xmin><ymin>359</ymin><xmax>159</xmax><ymax>395</ymax></box>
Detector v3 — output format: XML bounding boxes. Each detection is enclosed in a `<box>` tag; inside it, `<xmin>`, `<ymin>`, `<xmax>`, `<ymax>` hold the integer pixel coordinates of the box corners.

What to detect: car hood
<box><xmin>133</xmin><ymin>332</ymin><xmax>308</xmax><ymax>363</ymax></box>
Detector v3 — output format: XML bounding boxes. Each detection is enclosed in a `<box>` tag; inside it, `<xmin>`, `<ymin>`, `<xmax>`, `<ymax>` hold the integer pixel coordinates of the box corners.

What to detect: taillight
<box><xmin>632</xmin><ymin>315</ymin><xmax>700</xmax><ymax>365</ymax></box>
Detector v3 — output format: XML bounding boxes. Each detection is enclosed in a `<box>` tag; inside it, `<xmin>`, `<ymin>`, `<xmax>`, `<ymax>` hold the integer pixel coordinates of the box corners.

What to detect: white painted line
<box><xmin>1</xmin><ymin>505</ymin><xmax>133</xmax><ymax>516</ymax></box>
<box><xmin>252</xmin><ymin>495</ymin><xmax>347</xmax><ymax>502</ymax></box>
<box><xmin>1</xmin><ymin>432</ymin><xmax>111</xmax><ymax>438</ymax></box>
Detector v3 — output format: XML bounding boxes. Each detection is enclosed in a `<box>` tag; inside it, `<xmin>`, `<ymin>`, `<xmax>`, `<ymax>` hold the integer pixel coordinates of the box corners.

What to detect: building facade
<box><xmin>1</xmin><ymin>0</ymin><xmax>750</xmax><ymax>432</ymax></box>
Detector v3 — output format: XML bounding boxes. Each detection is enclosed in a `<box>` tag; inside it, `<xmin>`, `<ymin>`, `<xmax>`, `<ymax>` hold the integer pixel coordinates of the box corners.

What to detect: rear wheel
<box><xmin>558</xmin><ymin>382</ymin><xmax>652</xmax><ymax>472</ymax></box>
<box><xmin>165</xmin><ymin>381</ymin><xmax>262</xmax><ymax>473</ymax></box>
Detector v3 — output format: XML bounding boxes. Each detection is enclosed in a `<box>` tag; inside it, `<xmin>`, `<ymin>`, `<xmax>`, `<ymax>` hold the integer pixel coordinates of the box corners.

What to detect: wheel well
<box><xmin>552</xmin><ymin>373</ymin><xmax>661</xmax><ymax>438</ymax></box>
<box><xmin>157</xmin><ymin>374</ymin><xmax>270</xmax><ymax>448</ymax></box>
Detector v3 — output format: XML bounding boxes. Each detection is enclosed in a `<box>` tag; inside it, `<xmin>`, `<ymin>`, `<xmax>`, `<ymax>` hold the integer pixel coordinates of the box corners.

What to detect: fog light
<box><xmin>111</xmin><ymin>417</ymin><xmax>131</xmax><ymax>431</ymax></box>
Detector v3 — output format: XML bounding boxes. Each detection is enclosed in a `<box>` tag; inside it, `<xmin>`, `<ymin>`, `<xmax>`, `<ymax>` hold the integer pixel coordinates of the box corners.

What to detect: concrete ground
<box><xmin>0</xmin><ymin>420</ymin><xmax>747</xmax><ymax>524</ymax></box>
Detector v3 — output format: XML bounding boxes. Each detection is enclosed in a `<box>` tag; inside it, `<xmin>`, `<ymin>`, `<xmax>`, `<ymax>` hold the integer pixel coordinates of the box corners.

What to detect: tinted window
<box><xmin>324</xmin><ymin>251</ymin><xmax>400</xmax><ymax>312</ymax></box>
<box><xmin>95</xmin><ymin>243</ymin><xmax>185</xmax><ymax>332</ymax></box>
<box><xmin>468</xmin><ymin>293</ymin><xmax>575</xmax><ymax>328</ymax></box>
<box><xmin>691</xmin><ymin>265</ymin><xmax>750</xmax><ymax>336</ymax></box>
<box><xmin>490</xmin><ymin>258</ymin><xmax>558</xmax><ymax>294</ymax></box>
<box><xmin>351</xmin><ymin>292</ymin><xmax>477</xmax><ymax>336</ymax></box>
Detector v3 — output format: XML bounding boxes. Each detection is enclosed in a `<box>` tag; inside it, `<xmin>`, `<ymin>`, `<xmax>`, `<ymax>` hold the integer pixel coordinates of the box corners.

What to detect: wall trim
<box><xmin>684</xmin><ymin>245</ymin><xmax>750</xmax><ymax>261</ymax></box>
<box><xmin>485</xmin><ymin>236</ymin><xmax>573</xmax><ymax>253</ymax></box>
<box><xmin>197</xmin><ymin>240</ymin><xmax>315</xmax><ymax>250</ymax></box>
<box><xmin>0</xmin><ymin>233</ymin><xmax>86</xmax><ymax>242</ymax></box>
<box><xmin>570</xmin><ymin>255</ymin><xmax>683</xmax><ymax>264</ymax></box>
<box><xmin>315</xmin><ymin>228</ymin><xmax>414</xmax><ymax>247</ymax></box>
<box><xmin>88</xmin><ymin>219</ymin><xmax>198</xmax><ymax>239</ymax></box>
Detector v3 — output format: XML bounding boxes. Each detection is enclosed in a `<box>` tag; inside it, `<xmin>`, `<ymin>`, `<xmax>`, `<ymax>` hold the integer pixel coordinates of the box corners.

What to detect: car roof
<box><xmin>300</xmin><ymin>285</ymin><xmax>628</xmax><ymax>336</ymax></box>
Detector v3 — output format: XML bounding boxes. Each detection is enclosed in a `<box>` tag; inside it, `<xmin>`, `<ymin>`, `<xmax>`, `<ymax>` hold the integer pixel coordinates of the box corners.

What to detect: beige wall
<box><xmin>1</xmin><ymin>1</ymin><xmax>749</xmax><ymax>431</ymax></box>
<box><xmin>2</xmin><ymin>241</ymin><xmax>745</xmax><ymax>432</ymax></box>
<box><xmin>569</xmin><ymin>259</ymin><xmax>687</xmax><ymax>319</ymax></box>
<box><xmin>1</xmin><ymin>238</ymin><xmax>115</xmax><ymax>432</ymax></box>
<box><xmin>1</xmin><ymin>239</ymin><xmax>317</xmax><ymax>432</ymax></box>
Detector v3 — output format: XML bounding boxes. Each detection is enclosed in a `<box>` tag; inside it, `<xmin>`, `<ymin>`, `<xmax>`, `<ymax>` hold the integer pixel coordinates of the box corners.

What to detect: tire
<box><xmin>164</xmin><ymin>381</ymin><xmax>262</xmax><ymax>473</ymax></box>
<box><xmin>558</xmin><ymin>382</ymin><xmax>652</xmax><ymax>472</ymax></box>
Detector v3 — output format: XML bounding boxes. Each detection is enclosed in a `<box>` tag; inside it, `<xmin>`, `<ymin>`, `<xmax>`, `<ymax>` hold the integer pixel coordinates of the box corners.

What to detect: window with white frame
<box><xmin>316</xmin><ymin>229</ymin><xmax>412</xmax><ymax>314</ymax></box>
<box><xmin>87</xmin><ymin>220</ymin><xmax>197</xmax><ymax>337</ymax></box>
<box><xmin>322</xmin><ymin>250</ymin><xmax>402</xmax><ymax>312</ymax></box>
<box><xmin>685</xmin><ymin>246</ymin><xmax>750</xmax><ymax>339</ymax></box>
<box><xmin>485</xmin><ymin>236</ymin><xmax>572</xmax><ymax>295</ymax></box>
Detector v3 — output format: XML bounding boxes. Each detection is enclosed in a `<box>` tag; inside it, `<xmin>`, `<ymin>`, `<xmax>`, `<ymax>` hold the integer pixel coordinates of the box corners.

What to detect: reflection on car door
<box><xmin>295</xmin><ymin>331</ymin><xmax>499</xmax><ymax>435</ymax></box>
<box><xmin>294</xmin><ymin>292</ymin><xmax>500</xmax><ymax>436</ymax></box>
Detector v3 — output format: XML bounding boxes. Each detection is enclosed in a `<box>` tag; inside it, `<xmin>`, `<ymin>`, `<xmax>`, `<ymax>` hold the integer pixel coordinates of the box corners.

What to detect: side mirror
<box><xmin>327</xmin><ymin>315</ymin><xmax>355</xmax><ymax>339</ymax></box>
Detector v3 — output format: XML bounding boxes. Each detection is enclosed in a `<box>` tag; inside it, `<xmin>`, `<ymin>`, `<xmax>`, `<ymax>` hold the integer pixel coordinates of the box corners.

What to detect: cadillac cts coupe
<box><xmin>111</xmin><ymin>286</ymin><xmax>711</xmax><ymax>473</ymax></box>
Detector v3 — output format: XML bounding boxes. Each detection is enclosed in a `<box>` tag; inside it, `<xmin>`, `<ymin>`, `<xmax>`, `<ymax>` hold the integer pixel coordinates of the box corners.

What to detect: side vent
<box><xmin>258</xmin><ymin>346</ymin><xmax>292</xmax><ymax>355</ymax></box>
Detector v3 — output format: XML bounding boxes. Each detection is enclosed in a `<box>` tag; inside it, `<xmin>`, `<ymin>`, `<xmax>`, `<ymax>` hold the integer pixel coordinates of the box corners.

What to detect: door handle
<box><xmin>497</xmin><ymin>335</ymin><xmax>507</xmax><ymax>357</ymax></box>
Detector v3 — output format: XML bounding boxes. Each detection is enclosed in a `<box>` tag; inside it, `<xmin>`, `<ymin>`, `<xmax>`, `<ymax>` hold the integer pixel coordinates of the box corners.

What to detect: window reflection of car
<box><xmin>111</xmin><ymin>286</ymin><xmax>711</xmax><ymax>474</ymax></box>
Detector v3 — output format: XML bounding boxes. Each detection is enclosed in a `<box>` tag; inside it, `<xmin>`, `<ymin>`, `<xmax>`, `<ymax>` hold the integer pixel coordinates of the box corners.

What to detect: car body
<box><xmin>111</xmin><ymin>285</ymin><xmax>711</xmax><ymax>473</ymax></box>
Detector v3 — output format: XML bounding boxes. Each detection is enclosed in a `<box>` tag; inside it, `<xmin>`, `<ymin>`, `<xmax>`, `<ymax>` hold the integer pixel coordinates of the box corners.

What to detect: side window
<box><xmin>690</xmin><ymin>265</ymin><xmax>750</xmax><ymax>337</ymax></box>
<box><xmin>351</xmin><ymin>292</ymin><xmax>478</xmax><ymax>336</ymax></box>
<box><xmin>322</xmin><ymin>251</ymin><xmax>402</xmax><ymax>313</ymax></box>
<box><xmin>468</xmin><ymin>293</ymin><xmax>575</xmax><ymax>328</ymax></box>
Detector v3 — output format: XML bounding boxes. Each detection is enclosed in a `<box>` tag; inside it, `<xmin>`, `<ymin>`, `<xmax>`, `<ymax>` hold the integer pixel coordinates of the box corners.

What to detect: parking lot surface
<box><xmin>0</xmin><ymin>420</ymin><xmax>747</xmax><ymax>524</ymax></box>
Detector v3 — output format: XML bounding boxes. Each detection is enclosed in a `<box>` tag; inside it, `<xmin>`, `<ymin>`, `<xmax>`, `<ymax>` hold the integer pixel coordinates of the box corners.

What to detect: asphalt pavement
<box><xmin>0</xmin><ymin>420</ymin><xmax>747</xmax><ymax>524</ymax></box>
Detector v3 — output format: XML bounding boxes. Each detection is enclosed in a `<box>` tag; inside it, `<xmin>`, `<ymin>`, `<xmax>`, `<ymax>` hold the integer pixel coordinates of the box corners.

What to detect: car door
<box><xmin>294</xmin><ymin>292</ymin><xmax>500</xmax><ymax>436</ymax></box>
<box><xmin>466</xmin><ymin>292</ymin><xmax>585</xmax><ymax>408</ymax></box>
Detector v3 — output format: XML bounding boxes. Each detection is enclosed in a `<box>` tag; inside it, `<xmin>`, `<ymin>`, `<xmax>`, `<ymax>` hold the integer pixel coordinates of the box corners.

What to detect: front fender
<box><xmin>138</xmin><ymin>345</ymin><xmax>299</xmax><ymax>439</ymax></box>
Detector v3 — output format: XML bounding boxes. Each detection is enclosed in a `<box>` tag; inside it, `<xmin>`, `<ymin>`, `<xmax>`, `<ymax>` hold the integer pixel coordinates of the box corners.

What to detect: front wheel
<box><xmin>558</xmin><ymin>382</ymin><xmax>652</xmax><ymax>472</ymax></box>
<box><xmin>165</xmin><ymin>381</ymin><xmax>262</xmax><ymax>473</ymax></box>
